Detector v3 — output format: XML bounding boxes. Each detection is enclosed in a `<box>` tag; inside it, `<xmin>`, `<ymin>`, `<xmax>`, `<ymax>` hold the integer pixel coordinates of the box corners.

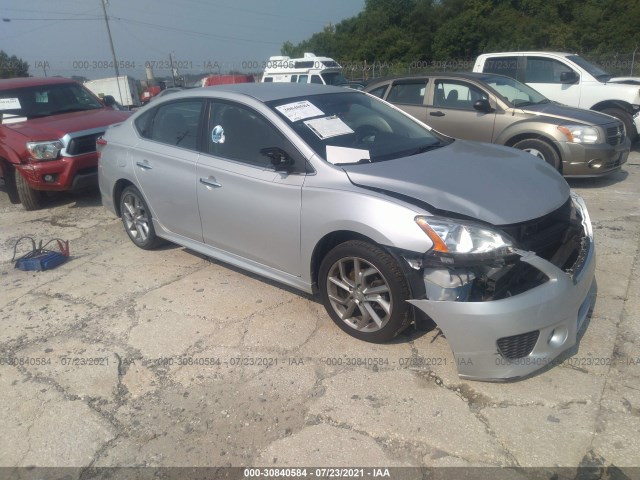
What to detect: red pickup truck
<box><xmin>0</xmin><ymin>77</ymin><xmax>130</xmax><ymax>210</ymax></box>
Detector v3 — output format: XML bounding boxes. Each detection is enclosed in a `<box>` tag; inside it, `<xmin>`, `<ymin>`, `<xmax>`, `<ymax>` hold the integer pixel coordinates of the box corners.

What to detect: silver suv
<box><xmin>365</xmin><ymin>72</ymin><xmax>629</xmax><ymax>177</ymax></box>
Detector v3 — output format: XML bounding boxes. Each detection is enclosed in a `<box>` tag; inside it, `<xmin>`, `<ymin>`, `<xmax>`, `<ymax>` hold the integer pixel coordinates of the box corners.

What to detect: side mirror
<box><xmin>261</xmin><ymin>147</ymin><xmax>295</xmax><ymax>172</ymax></box>
<box><xmin>560</xmin><ymin>71</ymin><xmax>579</xmax><ymax>84</ymax></box>
<box><xmin>103</xmin><ymin>95</ymin><xmax>117</xmax><ymax>107</ymax></box>
<box><xmin>473</xmin><ymin>98</ymin><xmax>493</xmax><ymax>113</ymax></box>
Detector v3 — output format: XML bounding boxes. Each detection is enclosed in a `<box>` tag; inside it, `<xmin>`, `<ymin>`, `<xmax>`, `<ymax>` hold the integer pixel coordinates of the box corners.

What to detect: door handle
<box><xmin>430</xmin><ymin>111</ymin><xmax>445</xmax><ymax>117</ymax></box>
<box><xmin>135</xmin><ymin>161</ymin><xmax>152</xmax><ymax>170</ymax></box>
<box><xmin>199</xmin><ymin>177</ymin><xmax>222</xmax><ymax>188</ymax></box>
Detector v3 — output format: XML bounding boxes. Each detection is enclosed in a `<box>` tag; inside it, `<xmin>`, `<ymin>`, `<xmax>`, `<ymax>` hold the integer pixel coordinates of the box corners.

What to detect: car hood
<box><xmin>606</xmin><ymin>77</ymin><xmax>640</xmax><ymax>85</ymax></box>
<box><xmin>342</xmin><ymin>140</ymin><xmax>569</xmax><ymax>226</ymax></box>
<box><xmin>519</xmin><ymin>101</ymin><xmax>614</xmax><ymax>125</ymax></box>
<box><xmin>4</xmin><ymin>108</ymin><xmax>131</xmax><ymax>141</ymax></box>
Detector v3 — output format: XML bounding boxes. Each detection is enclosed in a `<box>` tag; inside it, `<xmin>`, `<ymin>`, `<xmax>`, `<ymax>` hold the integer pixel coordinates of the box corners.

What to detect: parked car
<box><xmin>99</xmin><ymin>83</ymin><xmax>595</xmax><ymax>381</ymax></box>
<box><xmin>473</xmin><ymin>51</ymin><xmax>640</xmax><ymax>142</ymax></box>
<box><xmin>365</xmin><ymin>72</ymin><xmax>629</xmax><ymax>177</ymax></box>
<box><xmin>0</xmin><ymin>77</ymin><xmax>131</xmax><ymax>209</ymax></box>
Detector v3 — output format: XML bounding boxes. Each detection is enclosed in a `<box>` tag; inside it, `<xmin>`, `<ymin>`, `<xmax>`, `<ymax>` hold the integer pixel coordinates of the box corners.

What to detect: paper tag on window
<box><xmin>0</xmin><ymin>98</ymin><xmax>21</xmax><ymax>110</ymax></box>
<box><xmin>275</xmin><ymin>100</ymin><xmax>324</xmax><ymax>122</ymax></box>
<box><xmin>304</xmin><ymin>116</ymin><xmax>354</xmax><ymax>139</ymax></box>
<box><xmin>325</xmin><ymin>146</ymin><xmax>370</xmax><ymax>165</ymax></box>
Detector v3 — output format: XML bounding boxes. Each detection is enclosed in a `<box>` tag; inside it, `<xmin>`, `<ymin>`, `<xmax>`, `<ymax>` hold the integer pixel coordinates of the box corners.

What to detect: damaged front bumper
<box><xmin>408</xmin><ymin>194</ymin><xmax>596</xmax><ymax>381</ymax></box>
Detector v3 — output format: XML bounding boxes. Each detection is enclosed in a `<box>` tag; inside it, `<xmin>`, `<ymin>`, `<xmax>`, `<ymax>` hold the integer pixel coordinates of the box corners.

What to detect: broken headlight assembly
<box><xmin>415</xmin><ymin>216</ymin><xmax>517</xmax><ymax>267</ymax></box>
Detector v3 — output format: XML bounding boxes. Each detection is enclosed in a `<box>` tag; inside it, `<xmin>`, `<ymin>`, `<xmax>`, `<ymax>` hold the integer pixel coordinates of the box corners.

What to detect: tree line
<box><xmin>281</xmin><ymin>0</ymin><xmax>640</xmax><ymax>75</ymax></box>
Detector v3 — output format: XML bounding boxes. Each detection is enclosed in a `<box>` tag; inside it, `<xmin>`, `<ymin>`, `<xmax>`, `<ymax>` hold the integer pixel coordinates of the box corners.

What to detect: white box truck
<box><xmin>84</xmin><ymin>76</ymin><xmax>141</xmax><ymax>109</ymax></box>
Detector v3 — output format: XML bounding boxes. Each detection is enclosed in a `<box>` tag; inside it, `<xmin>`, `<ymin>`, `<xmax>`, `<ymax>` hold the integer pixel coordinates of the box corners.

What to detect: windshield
<box><xmin>267</xmin><ymin>92</ymin><xmax>448</xmax><ymax>164</ymax></box>
<box><xmin>480</xmin><ymin>74</ymin><xmax>548</xmax><ymax>107</ymax></box>
<box><xmin>321</xmin><ymin>72</ymin><xmax>349</xmax><ymax>86</ymax></box>
<box><xmin>566</xmin><ymin>55</ymin><xmax>612</xmax><ymax>81</ymax></box>
<box><xmin>0</xmin><ymin>82</ymin><xmax>103</xmax><ymax>122</ymax></box>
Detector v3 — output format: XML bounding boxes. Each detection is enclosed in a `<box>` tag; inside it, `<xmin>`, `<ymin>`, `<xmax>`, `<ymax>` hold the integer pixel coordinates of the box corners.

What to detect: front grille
<box><xmin>606</xmin><ymin>124</ymin><xmax>625</xmax><ymax>146</ymax></box>
<box><xmin>499</xmin><ymin>199</ymin><xmax>573</xmax><ymax>261</ymax></box>
<box><xmin>497</xmin><ymin>330</ymin><xmax>540</xmax><ymax>359</ymax></box>
<box><xmin>66</xmin><ymin>132</ymin><xmax>104</xmax><ymax>156</ymax></box>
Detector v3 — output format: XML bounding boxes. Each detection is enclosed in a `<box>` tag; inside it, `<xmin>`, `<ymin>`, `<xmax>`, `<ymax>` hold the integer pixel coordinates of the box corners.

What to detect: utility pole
<box><xmin>100</xmin><ymin>0</ymin><xmax>124</xmax><ymax>105</ymax></box>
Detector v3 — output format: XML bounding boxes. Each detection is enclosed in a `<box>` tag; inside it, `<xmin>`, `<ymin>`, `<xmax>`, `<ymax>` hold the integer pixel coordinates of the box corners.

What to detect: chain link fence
<box><xmin>337</xmin><ymin>50</ymin><xmax>640</xmax><ymax>82</ymax></box>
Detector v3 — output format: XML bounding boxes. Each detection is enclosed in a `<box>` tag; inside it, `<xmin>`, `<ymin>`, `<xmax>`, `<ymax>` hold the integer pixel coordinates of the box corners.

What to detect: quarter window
<box><xmin>367</xmin><ymin>85</ymin><xmax>388</xmax><ymax>99</ymax></box>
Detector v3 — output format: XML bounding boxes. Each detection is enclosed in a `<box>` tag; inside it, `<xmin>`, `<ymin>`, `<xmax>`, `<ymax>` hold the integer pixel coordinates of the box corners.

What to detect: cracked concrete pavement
<box><xmin>0</xmin><ymin>149</ymin><xmax>639</xmax><ymax>476</ymax></box>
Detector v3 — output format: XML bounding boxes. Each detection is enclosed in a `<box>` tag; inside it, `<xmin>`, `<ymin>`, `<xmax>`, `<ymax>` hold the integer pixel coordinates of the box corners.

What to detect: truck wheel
<box><xmin>600</xmin><ymin>108</ymin><xmax>637</xmax><ymax>143</ymax></box>
<box><xmin>513</xmin><ymin>138</ymin><xmax>561</xmax><ymax>172</ymax></box>
<box><xmin>15</xmin><ymin>169</ymin><xmax>44</xmax><ymax>210</ymax></box>
<box><xmin>2</xmin><ymin>163</ymin><xmax>21</xmax><ymax>204</ymax></box>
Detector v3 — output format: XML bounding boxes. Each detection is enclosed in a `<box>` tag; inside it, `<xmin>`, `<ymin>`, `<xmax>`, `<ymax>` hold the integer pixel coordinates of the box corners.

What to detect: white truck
<box><xmin>84</xmin><ymin>76</ymin><xmax>141</xmax><ymax>109</ymax></box>
<box><xmin>473</xmin><ymin>52</ymin><xmax>640</xmax><ymax>141</ymax></box>
<box><xmin>261</xmin><ymin>52</ymin><xmax>348</xmax><ymax>86</ymax></box>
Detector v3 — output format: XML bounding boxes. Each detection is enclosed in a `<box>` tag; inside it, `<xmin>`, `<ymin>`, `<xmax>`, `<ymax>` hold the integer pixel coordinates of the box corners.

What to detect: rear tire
<box><xmin>15</xmin><ymin>169</ymin><xmax>44</xmax><ymax>210</ymax></box>
<box><xmin>600</xmin><ymin>107</ymin><xmax>637</xmax><ymax>143</ymax></box>
<box><xmin>513</xmin><ymin>138</ymin><xmax>561</xmax><ymax>172</ymax></box>
<box><xmin>119</xmin><ymin>186</ymin><xmax>162</xmax><ymax>250</ymax></box>
<box><xmin>319</xmin><ymin>240</ymin><xmax>412</xmax><ymax>343</ymax></box>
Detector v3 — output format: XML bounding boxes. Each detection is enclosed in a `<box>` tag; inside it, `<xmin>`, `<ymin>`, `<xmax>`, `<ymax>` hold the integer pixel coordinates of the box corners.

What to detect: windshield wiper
<box><xmin>50</xmin><ymin>106</ymin><xmax>98</xmax><ymax>115</ymax></box>
<box><xmin>410</xmin><ymin>143</ymin><xmax>444</xmax><ymax>156</ymax></box>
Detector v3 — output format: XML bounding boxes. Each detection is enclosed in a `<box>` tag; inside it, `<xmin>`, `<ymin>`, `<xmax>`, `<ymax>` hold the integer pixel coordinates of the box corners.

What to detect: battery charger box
<box><xmin>15</xmin><ymin>251</ymin><xmax>68</xmax><ymax>271</ymax></box>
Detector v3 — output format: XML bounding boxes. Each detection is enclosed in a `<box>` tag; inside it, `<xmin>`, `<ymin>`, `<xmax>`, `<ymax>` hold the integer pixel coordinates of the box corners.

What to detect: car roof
<box><xmin>196</xmin><ymin>83</ymin><xmax>348</xmax><ymax>102</ymax></box>
<box><xmin>0</xmin><ymin>76</ymin><xmax>77</xmax><ymax>90</ymax></box>
<box><xmin>365</xmin><ymin>71</ymin><xmax>514</xmax><ymax>88</ymax></box>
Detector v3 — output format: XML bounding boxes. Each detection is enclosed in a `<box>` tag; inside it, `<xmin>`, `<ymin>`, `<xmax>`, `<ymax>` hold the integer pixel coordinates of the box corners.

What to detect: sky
<box><xmin>0</xmin><ymin>0</ymin><xmax>365</xmax><ymax>81</ymax></box>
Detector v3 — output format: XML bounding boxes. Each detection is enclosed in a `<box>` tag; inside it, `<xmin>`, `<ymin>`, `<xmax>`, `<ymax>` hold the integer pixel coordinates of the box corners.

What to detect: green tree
<box><xmin>0</xmin><ymin>50</ymin><xmax>29</xmax><ymax>79</ymax></box>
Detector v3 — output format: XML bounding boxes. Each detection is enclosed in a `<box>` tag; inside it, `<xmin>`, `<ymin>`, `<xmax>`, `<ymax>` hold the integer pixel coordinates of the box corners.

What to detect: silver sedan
<box><xmin>98</xmin><ymin>83</ymin><xmax>595</xmax><ymax>381</ymax></box>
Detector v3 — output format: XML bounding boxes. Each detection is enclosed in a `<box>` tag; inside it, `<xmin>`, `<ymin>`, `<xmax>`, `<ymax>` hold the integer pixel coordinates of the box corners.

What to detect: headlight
<box><xmin>26</xmin><ymin>140</ymin><xmax>63</xmax><ymax>160</ymax></box>
<box><xmin>415</xmin><ymin>216</ymin><xmax>514</xmax><ymax>265</ymax></box>
<box><xmin>557</xmin><ymin>125</ymin><xmax>600</xmax><ymax>144</ymax></box>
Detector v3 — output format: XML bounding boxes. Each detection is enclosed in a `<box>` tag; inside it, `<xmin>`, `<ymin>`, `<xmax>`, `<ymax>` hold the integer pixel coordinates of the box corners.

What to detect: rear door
<box><xmin>425</xmin><ymin>78</ymin><xmax>496</xmax><ymax>142</ymax></box>
<box><xmin>131</xmin><ymin>99</ymin><xmax>204</xmax><ymax>241</ymax></box>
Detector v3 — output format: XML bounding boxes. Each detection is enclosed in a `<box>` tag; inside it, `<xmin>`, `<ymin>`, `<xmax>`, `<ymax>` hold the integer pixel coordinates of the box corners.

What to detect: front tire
<box><xmin>15</xmin><ymin>169</ymin><xmax>44</xmax><ymax>210</ymax></box>
<box><xmin>119</xmin><ymin>186</ymin><xmax>162</xmax><ymax>250</ymax></box>
<box><xmin>319</xmin><ymin>240</ymin><xmax>412</xmax><ymax>343</ymax></box>
<box><xmin>513</xmin><ymin>138</ymin><xmax>561</xmax><ymax>172</ymax></box>
<box><xmin>600</xmin><ymin>107</ymin><xmax>637</xmax><ymax>143</ymax></box>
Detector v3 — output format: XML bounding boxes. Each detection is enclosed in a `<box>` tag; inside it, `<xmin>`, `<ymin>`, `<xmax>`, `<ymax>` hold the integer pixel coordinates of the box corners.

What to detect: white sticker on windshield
<box><xmin>1</xmin><ymin>113</ymin><xmax>27</xmax><ymax>124</ymax></box>
<box><xmin>275</xmin><ymin>100</ymin><xmax>324</xmax><ymax>122</ymax></box>
<box><xmin>325</xmin><ymin>146</ymin><xmax>370</xmax><ymax>165</ymax></box>
<box><xmin>0</xmin><ymin>98</ymin><xmax>21</xmax><ymax>110</ymax></box>
<box><xmin>304</xmin><ymin>116</ymin><xmax>354</xmax><ymax>139</ymax></box>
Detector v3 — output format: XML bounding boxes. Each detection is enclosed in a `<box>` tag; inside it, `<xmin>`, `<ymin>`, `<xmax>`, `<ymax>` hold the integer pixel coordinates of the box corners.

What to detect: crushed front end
<box><xmin>408</xmin><ymin>192</ymin><xmax>595</xmax><ymax>381</ymax></box>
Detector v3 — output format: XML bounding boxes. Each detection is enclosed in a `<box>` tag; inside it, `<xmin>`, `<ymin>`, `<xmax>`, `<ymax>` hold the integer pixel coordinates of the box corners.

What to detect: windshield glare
<box><xmin>482</xmin><ymin>75</ymin><xmax>547</xmax><ymax>106</ymax></box>
<box><xmin>0</xmin><ymin>83</ymin><xmax>103</xmax><ymax>121</ymax></box>
<box><xmin>267</xmin><ymin>92</ymin><xmax>446</xmax><ymax>164</ymax></box>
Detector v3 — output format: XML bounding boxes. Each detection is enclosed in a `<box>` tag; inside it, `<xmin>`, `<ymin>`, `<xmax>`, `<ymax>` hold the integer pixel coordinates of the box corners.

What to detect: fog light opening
<box><xmin>587</xmin><ymin>159</ymin><xmax>603</xmax><ymax>169</ymax></box>
<box><xmin>548</xmin><ymin>327</ymin><xmax>568</xmax><ymax>348</ymax></box>
<box><xmin>43</xmin><ymin>174</ymin><xmax>56</xmax><ymax>183</ymax></box>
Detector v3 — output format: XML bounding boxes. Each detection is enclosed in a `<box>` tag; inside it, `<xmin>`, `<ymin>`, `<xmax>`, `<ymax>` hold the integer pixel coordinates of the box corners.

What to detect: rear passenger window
<box><xmin>387</xmin><ymin>82</ymin><xmax>427</xmax><ymax>105</ymax></box>
<box><xmin>144</xmin><ymin>101</ymin><xmax>203</xmax><ymax>150</ymax></box>
<box><xmin>482</xmin><ymin>57</ymin><xmax>519</xmax><ymax>79</ymax></box>
<box><xmin>367</xmin><ymin>85</ymin><xmax>389</xmax><ymax>99</ymax></box>
<box><xmin>310</xmin><ymin>75</ymin><xmax>323</xmax><ymax>84</ymax></box>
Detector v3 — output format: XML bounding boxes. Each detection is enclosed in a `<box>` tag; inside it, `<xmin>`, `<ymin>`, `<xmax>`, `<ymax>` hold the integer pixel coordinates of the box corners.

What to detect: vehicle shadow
<box><xmin>0</xmin><ymin>184</ymin><xmax>103</xmax><ymax>209</ymax></box>
<box><xmin>566</xmin><ymin>168</ymin><xmax>628</xmax><ymax>189</ymax></box>
<box><xmin>189</xmin><ymin>250</ymin><xmax>432</xmax><ymax>344</ymax></box>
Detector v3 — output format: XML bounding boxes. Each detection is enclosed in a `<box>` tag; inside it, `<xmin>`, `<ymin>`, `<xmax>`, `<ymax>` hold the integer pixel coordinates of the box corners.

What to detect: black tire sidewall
<box><xmin>15</xmin><ymin>168</ymin><xmax>44</xmax><ymax>210</ymax></box>
<box><xmin>601</xmin><ymin>108</ymin><xmax>637</xmax><ymax>143</ymax></box>
<box><xmin>119</xmin><ymin>186</ymin><xmax>159</xmax><ymax>250</ymax></box>
<box><xmin>513</xmin><ymin>138</ymin><xmax>561</xmax><ymax>171</ymax></box>
<box><xmin>318</xmin><ymin>240</ymin><xmax>411</xmax><ymax>343</ymax></box>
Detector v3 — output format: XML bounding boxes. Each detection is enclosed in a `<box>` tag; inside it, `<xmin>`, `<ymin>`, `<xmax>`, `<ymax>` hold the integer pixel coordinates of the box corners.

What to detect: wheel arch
<box><xmin>590</xmin><ymin>100</ymin><xmax>635</xmax><ymax>115</ymax></box>
<box><xmin>309</xmin><ymin>230</ymin><xmax>425</xmax><ymax>300</ymax></box>
<box><xmin>504</xmin><ymin>133</ymin><xmax>563</xmax><ymax>170</ymax></box>
<box><xmin>112</xmin><ymin>178</ymin><xmax>136</xmax><ymax>217</ymax></box>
